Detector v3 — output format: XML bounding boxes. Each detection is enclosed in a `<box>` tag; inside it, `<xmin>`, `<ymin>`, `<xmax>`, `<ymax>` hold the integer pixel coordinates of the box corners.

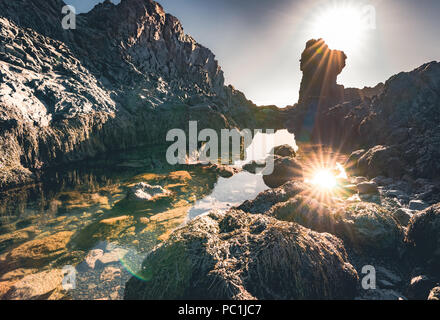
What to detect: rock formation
<box><xmin>124</xmin><ymin>209</ymin><xmax>359</xmax><ymax>300</ymax></box>
<box><xmin>329</xmin><ymin>61</ymin><xmax>440</xmax><ymax>180</ymax></box>
<box><xmin>0</xmin><ymin>0</ymin><xmax>258</xmax><ymax>190</ymax></box>
<box><xmin>286</xmin><ymin>39</ymin><xmax>347</xmax><ymax>142</ymax></box>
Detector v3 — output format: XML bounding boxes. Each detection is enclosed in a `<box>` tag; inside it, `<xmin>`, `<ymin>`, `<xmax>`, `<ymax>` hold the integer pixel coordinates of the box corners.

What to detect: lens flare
<box><xmin>311</xmin><ymin>169</ymin><xmax>337</xmax><ymax>190</ymax></box>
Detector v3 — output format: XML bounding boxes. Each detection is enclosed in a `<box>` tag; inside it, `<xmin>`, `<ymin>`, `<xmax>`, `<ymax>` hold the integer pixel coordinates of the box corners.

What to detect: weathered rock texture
<box><xmin>320</xmin><ymin>61</ymin><xmax>440</xmax><ymax>180</ymax></box>
<box><xmin>124</xmin><ymin>209</ymin><xmax>359</xmax><ymax>300</ymax></box>
<box><xmin>405</xmin><ymin>203</ymin><xmax>440</xmax><ymax>272</ymax></box>
<box><xmin>0</xmin><ymin>0</ymin><xmax>258</xmax><ymax>189</ymax></box>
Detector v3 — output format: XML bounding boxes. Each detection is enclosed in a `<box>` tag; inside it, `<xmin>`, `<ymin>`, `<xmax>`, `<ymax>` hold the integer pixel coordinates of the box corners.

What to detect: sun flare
<box><xmin>310</xmin><ymin>2</ymin><xmax>372</xmax><ymax>53</ymax></box>
<box><xmin>311</xmin><ymin>169</ymin><xmax>338</xmax><ymax>190</ymax></box>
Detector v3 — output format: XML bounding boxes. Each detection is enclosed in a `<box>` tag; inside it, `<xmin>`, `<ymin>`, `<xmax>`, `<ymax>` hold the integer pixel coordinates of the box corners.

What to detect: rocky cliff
<box><xmin>0</xmin><ymin>0</ymin><xmax>257</xmax><ymax>189</ymax></box>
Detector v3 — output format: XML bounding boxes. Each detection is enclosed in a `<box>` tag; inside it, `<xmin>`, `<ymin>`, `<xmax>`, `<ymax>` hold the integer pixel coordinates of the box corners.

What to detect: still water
<box><xmin>0</xmin><ymin>130</ymin><xmax>300</xmax><ymax>300</ymax></box>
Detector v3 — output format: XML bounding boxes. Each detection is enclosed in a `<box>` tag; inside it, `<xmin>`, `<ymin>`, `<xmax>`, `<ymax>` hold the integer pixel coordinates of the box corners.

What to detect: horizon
<box><xmin>67</xmin><ymin>0</ymin><xmax>439</xmax><ymax>107</ymax></box>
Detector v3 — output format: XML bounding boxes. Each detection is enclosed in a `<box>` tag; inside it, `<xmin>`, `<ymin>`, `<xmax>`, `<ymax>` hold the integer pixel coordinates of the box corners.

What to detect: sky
<box><xmin>66</xmin><ymin>0</ymin><xmax>440</xmax><ymax>107</ymax></box>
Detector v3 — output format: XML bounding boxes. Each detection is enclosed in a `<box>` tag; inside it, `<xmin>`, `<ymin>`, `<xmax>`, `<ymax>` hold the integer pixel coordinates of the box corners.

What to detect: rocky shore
<box><xmin>0</xmin><ymin>0</ymin><xmax>264</xmax><ymax>190</ymax></box>
<box><xmin>0</xmin><ymin>0</ymin><xmax>439</xmax><ymax>301</ymax></box>
<box><xmin>125</xmin><ymin>146</ymin><xmax>440</xmax><ymax>300</ymax></box>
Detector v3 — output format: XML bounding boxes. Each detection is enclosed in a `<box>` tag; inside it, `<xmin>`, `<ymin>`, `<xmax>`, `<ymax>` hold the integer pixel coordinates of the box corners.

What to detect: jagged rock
<box><xmin>316</xmin><ymin>61</ymin><xmax>440</xmax><ymax>180</ymax></box>
<box><xmin>286</xmin><ymin>39</ymin><xmax>347</xmax><ymax>141</ymax></box>
<box><xmin>124</xmin><ymin>209</ymin><xmax>359</xmax><ymax>300</ymax></box>
<box><xmin>405</xmin><ymin>203</ymin><xmax>440</xmax><ymax>270</ymax></box>
<box><xmin>262</xmin><ymin>156</ymin><xmax>303</xmax><ymax>188</ymax></box>
<box><xmin>0</xmin><ymin>0</ymin><xmax>257</xmax><ymax>190</ymax></box>
<box><xmin>428</xmin><ymin>287</ymin><xmax>440</xmax><ymax>300</ymax></box>
<box><xmin>406</xmin><ymin>275</ymin><xmax>436</xmax><ymax>300</ymax></box>
<box><xmin>393</xmin><ymin>208</ymin><xmax>414</xmax><ymax>226</ymax></box>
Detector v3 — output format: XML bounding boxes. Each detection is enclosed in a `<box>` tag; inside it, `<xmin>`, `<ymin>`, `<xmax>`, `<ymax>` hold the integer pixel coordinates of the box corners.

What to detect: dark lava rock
<box><xmin>262</xmin><ymin>156</ymin><xmax>303</xmax><ymax>188</ymax></box>
<box><xmin>124</xmin><ymin>209</ymin><xmax>359</xmax><ymax>300</ymax></box>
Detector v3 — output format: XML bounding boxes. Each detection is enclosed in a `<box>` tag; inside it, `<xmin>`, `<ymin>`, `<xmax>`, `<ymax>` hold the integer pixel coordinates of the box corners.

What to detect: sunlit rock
<box><xmin>124</xmin><ymin>209</ymin><xmax>358</xmax><ymax>300</ymax></box>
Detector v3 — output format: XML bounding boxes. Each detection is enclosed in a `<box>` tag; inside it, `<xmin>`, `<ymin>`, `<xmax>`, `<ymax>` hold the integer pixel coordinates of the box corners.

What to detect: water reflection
<box><xmin>0</xmin><ymin>130</ymin><xmax>298</xmax><ymax>300</ymax></box>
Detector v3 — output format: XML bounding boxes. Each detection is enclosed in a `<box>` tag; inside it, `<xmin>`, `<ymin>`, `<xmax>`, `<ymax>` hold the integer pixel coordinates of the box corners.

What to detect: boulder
<box><xmin>267</xmin><ymin>195</ymin><xmax>335</xmax><ymax>233</ymax></box>
<box><xmin>124</xmin><ymin>210</ymin><xmax>358</xmax><ymax>300</ymax></box>
<box><xmin>262</xmin><ymin>156</ymin><xmax>303</xmax><ymax>188</ymax></box>
<box><xmin>405</xmin><ymin>203</ymin><xmax>440</xmax><ymax>269</ymax></box>
<box><xmin>333</xmin><ymin>203</ymin><xmax>404</xmax><ymax>254</ymax></box>
<box><xmin>393</xmin><ymin>208</ymin><xmax>414</xmax><ymax>226</ymax></box>
<box><xmin>357</xmin><ymin>145</ymin><xmax>404</xmax><ymax>179</ymax></box>
<box><xmin>357</xmin><ymin>182</ymin><xmax>379</xmax><ymax>195</ymax></box>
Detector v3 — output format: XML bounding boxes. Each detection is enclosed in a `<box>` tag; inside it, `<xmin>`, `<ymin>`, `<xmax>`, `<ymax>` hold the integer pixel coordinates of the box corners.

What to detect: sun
<box><xmin>311</xmin><ymin>169</ymin><xmax>337</xmax><ymax>190</ymax></box>
<box><xmin>310</xmin><ymin>2</ymin><xmax>372</xmax><ymax>53</ymax></box>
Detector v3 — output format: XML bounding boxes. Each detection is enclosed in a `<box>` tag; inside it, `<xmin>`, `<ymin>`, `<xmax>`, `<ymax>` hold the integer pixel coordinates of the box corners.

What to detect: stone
<box><xmin>357</xmin><ymin>181</ymin><xmax>379</xmax><ymax>195</ymax></box>
<box><xmin>124</xmin><ymin>209</ymin><xmax>358</xmax><ymax>300</ymax></box>
<box><xmin>3</xmin><ymin>269</ymin><xmax>64</xmax><ymax>300</ymax></box>
<box><xmin>393</xmin><ymin>208</ymin><xmax>414</xmax><ymax>226</ymax></box>
<box><xmin>405</xmin><ymin>203</ymin><xmax>440</xmax><ymax>269</ymax></box>
<box><xmin>286</xmin><ymin>39</ymin><xmax>347</xmax><ymax>142</ymax></box>
<box><xmin>0</xmin><ymin>231</ymin><xmax>73</xmax><ymax>273</ymax></box>
<box><xmin>83</xmin><ymin>249</ymin><xmax>104</xmax><ymax>270</ymax></box>
<box><xmin>262</xmin><ymin>156</ymin><xmax>303</xmax><ymax>188</ymax></box>
<box><xmin>408</xmin><ymin>200</ymin><xmax>429</xmax><ymax>211</ymax></box>
<box><xmin>333</xmin><ymin>203</ymin><xmax>404</xmax><ymax>254</ymax></box>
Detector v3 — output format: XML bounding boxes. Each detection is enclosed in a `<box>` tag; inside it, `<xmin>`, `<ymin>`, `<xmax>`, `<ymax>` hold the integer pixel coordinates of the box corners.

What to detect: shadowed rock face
<box><xmin>287</xmin><ymin>39</ymin><xmax>347</xmax><ymax>142</ymax></box>
<box><xmin>298</xmin><ymin>39</ymin><xmax>347</xmax><ymax>106</ymax></box>
<box><xmin>0</xmin><ymin>0</ymin><xmax>258</xmax><ymax>189</ymax></box>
